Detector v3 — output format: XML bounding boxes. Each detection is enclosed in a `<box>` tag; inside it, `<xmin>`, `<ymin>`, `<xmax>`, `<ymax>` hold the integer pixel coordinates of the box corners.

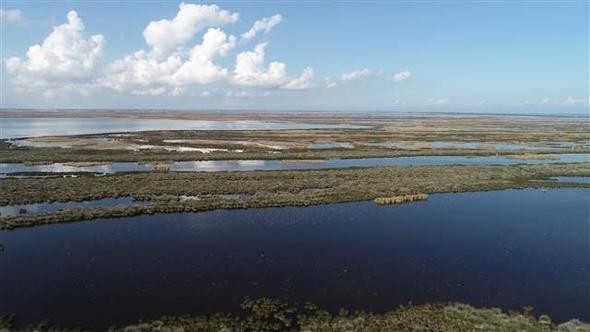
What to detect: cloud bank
<box><xmin>5</xmin><ymin>4</ymin><xmax>313</xmax><ymax>98</ymax></box>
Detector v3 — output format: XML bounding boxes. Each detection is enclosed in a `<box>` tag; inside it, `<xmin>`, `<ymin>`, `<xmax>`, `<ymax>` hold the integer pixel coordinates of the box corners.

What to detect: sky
<box><xmin>0</xmin><ymin>1</ymin><xmax>588</xmax><ymax>112</ymax></box>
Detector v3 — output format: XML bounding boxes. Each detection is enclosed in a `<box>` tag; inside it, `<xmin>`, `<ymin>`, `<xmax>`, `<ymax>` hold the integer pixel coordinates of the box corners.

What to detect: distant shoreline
<box><xmin>1</xmin><ymin>109</ymin><xmax>588</xmax><ymax>121</ymax></box>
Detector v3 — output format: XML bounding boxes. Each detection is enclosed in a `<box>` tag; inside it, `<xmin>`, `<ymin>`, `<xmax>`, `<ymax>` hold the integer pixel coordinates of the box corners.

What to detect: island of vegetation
<box><xmin>1</xmin><ymin>163</ymin><xmax>588</xmax><ymax>229</ymax></box>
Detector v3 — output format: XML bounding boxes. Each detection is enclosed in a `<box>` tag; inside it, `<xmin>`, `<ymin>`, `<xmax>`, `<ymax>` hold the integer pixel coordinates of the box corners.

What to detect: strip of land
<box><xmin>1</xmin><ymin>163</ymin><xmax>588</xmax><ymax>229</ymax></box>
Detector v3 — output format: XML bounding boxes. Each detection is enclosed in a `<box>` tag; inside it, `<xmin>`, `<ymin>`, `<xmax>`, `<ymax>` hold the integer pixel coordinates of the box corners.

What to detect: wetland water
<box><xmin>0</xmin><ymin>117</ymin><xmax>361</xmax><ymax>139</ymax></box>
<box><xmin>1</xmin><ymin>153</ymin><xmax>589</xmax><ymax>175</ymax></box>
<box><xmin>0</xmin><ymin>188</ymin><xmax>588</xmax><ymax>329</ymax></box>
<box><xmin>550</xmin><ymin>176</ymin><xmax>590</xmax><ymax>184</ymax></box>
<box><xmin>0</xmin><ymin>198</ymin><xmax>146</xmax><ymax>217</ymax></box>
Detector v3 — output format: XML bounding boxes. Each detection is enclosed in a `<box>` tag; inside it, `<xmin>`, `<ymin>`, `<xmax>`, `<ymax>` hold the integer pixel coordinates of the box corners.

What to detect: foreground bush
<box><xmin>2</xmin><ymin>298</ymin><xmax>588</xmax><ymax>331</ymax></box>
<box><xmin>374</xmin><ymin>193</ymin><xmax>429</xmax><ymax>205</ymax></box>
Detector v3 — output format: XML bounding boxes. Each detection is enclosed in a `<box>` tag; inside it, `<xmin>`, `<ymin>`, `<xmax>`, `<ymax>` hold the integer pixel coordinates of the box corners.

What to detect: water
<box><xmin>1</xmin><ymin>154</ymin><xmax>588</xmax><ymax>176</ymax></box>
<box><xmin>550</xmin><ymin>176</ymin><xmax>590</xmax><ymax>184</ymax></box>
<box><xmin>0</xmin><ymin>198</ymin><xmax>146</xmax><ymax>217</ymax></box>
<box><xmin>0</xmin><ymin>117</ymin><xmax>361</xmax><ymax>139</ymax></box>
<box><xmin>308</xmin><ymin>142</ymin><xmax>354</xmax><ymax>149</ymax></box>
<box><xmin>0</xmin><ymin>188</ymin><xmax>588</xmax><ymax>329</ymax></box>
<box><xmin>369</xmin><ymin>141</ymin><xmax>564</xmax><ymax>151</ymax></box>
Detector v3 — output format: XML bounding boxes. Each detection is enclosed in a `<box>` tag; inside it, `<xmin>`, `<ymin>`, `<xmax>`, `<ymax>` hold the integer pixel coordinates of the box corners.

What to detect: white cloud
<box><xmin>281</xmin><ymin>67</ymin><xmax>314</xmax><ymax>90</ymax></box>
<box><xmin>101</xmin><ymin>6</ymin><xmax>238</xmax><ymax>94</ymax></box>
<box><xmin>341</xmin><ymin>68</ymin><xmax>371</xmax><ymax>81</ymax></box>
<box><xmin>231</xmin><ymin>43</ymin><xmax>287</xmax><ymax>86</ymax></box>
<box><xmin>523</xmin><ymin>98</ymin><xmax>551</xmax><ymax>106</ymax></box>
<box><xmin>427</xmin><ymin>98</ymin><xmax>450</xmax><ymax>106</ymax></box>
<box><xmin>478</xmin><ymin>100</ymin><xmax>487</xmax><ymax>106</ymax></box>
<box><xmin>7</xmin><ymin>6</ymin><xmax>314</xmax><ymax>98</ymax></box>
<box><xmin>393</xmin><ymin>70</ymin><xmax>411</xmax><ymax>82</ymax></box>
<box><xmin>225</xmin><ymin>90</ymin><xmax>271</xmax><ymax>98</ymax></box>
<box><xmin>170</xmin><ymin>28</ymin><xmax>236</xmax><ymax>85</ymax></box>
<box><xmin>323</xmin><ymin>77</ymin><xmax>337</xmax><ymax>88</ymax></box>
<box><xmin>564</xmin><ymin>96</ymin><xmax>587</xmax><ymax>105</ymax></box>
<box><xmin>241</xmin><ymin>14</ymin><xmax>283</xmax><ymax>42</ymax></box>
<box><xmin>5</xmin><ymin>10</ymin><xmax>104</xmax><ymax>94</ymax></box>
<box><xmin>143</xmin><ymin>3</ymin><xmax>238</xmax><ymax>57</ymax></box>
<box><xmin>1</xmin><ymin>9</ymin><xmax>24</xmax><ymax>24</ymax></box>
<box><xmin>99</xmin><ymin>50</ymin><xmax>182</xmax><ymax>93</ymax></box>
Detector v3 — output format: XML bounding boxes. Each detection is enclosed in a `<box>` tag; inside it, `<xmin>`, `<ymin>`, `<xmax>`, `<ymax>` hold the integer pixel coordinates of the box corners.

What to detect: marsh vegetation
<box><xmin>1</xmin><ymin>163</ymin><xmax>588</xmax><ymax>229</ymax></box>
<box><xmin>374</xmin><ymin>193</ymin><xmax>429</xmax><ymax>204</ymax></box>
<box><xmin>1</xmin><ymin>114</ymin><xmax>588</xmax><ymax>163</ymax></box>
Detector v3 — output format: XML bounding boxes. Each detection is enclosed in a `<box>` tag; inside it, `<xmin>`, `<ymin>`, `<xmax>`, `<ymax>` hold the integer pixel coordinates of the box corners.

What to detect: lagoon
<box><xmin>0</xmin><ymin>188</ymin><xmax>588</xmax><ymax>329</ymax></box>
<box><xmin>0</xmin><ymin>117</ymin><xmax>361</xmax><ymax>139</ymax></box>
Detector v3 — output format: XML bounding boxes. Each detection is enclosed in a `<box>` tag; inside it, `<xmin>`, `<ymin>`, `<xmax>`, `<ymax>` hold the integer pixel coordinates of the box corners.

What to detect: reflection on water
<box><xmin>308</xmin><ymin>142</ymin><xmax>354</xmax><ymax>149</ymax></box>
<box><xmin>550</xmin><ymin>176</ymin><xmax>590</xmax><ymax>184</ymax></box>
<box><xmin>0</xmin><ymin>162</ymin><xmax>151</xmax><ymax>175</ymax></box>
<box><xmin>0</xmin><ymin>189</ymin><xmax>588</xmax><ymax>329</ymax></box>
<box><xmin>1</xmin><ymin>154</ymin><xmax>588</xmax><ymax>176</ymax></box>
<box><xmin>0</xmin><ymin>198</ymin><xmax>147</xmax><ymax>217</ymax></box>
<box><xmin>0</xmin><ymin>117</ymin><xmax>362</xmax><ymax>139</ymax></box>
<box><xmin>365</xmin><ymin>141</ymin><xmax>569</xmax><ymax>151</ymax></box>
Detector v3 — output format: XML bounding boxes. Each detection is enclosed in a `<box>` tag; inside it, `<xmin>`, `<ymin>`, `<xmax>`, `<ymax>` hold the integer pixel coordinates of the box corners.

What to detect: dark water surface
<box><xmin>0</xmin><ymin>188</ymin><xmax>589</xmax><ymax>329</ymax></box>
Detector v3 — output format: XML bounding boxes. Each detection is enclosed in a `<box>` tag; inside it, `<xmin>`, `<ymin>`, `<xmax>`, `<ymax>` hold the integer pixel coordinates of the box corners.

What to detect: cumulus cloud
<box><xmin>241</xmin><ymin>14</ymin><xmax>283</xmax><ymax>42</ymax></box>
<box><xmin>99</xmin><ymin>50</ymin><xmax>182</xmax><ymax>93</ymax></box>
<box><xmin>170</xmin><ymin>28</ymin><xmax>236</xmax><ymax>85</ymax></box>
<box><xmin>143</xmin><ymin>3</ymin><xmax>238</xmax><ymax>57</ymax></box>
<box><xmin>1</xmin><ymin>9</ymin><xmax>24</xmax><ymax>24</ymax></box>
<box><xmin>7</xmin><ymin>5</ymin><xmax>314</xmax><ymax>98</ymax></box>
<box><xmin>323</xmin><ymin>77</ymin><xmax>337</xmax><ymax>88</ymax></box>
<box><xmin>101</xmin><ymin>6</ymin><xmax>238</xmax><ymax>94</ymax></box>
<box><xmin>564</xmin><ymin>96</ymin><xmax>587</xmax><ymax>105</ymax></box>
<box><xmin>282</xmin><ymin>67</ymin><xmax>314</xmax><ymax>90</ymax></box>
<box><xmin>5</xmin><ymin>10</ymin><xmax>104</xmax><ymax>94</ymax></box>
<box><xmin>231</xmin><ymin>43</ymin><xmax>287</xmax><ymax>86</ymax></box>
<box><xmin>427</xmin><ymin>98</ymin><xmax>450</xmax><ymax>106</ymax></box>
<box><xmin>225</xmin><ymin>90</ymin><xmax>271</xmax><ymax>98</ymax></box>
<box><xmin>393</xmin><ymin>70</ymin><xmax>411</xmax><ymax>82</ymax></box>
<box><xmin>341</xmin><ymin>68</ymin><xmax>371</xmax><ymax>81</ymax></box>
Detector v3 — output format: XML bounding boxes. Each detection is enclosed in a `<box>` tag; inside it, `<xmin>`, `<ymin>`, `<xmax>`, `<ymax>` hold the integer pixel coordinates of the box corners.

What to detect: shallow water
<box><xmin>0</xmin><ymin>117</ymin><xmax>361</xmax><ymax>139</ymax></box>
<box><xmin>1</xmin><ymin>153</ymin><xmax>588</xmax><ymax>176</ymax></box>
<box><xmin>0</xmin><ymin>188</ymin><xmax>588</xmax><ymax>329</ymax></box>
<box><xmin>0</xmin><ymin>198</ymin><xmax>146</xmax><ymax>217</ymax></box>
<box><xmin>550</xmin><ymin>176</ymin><xmax>590</xmax><ymax>184</ymax></box>
<box><xmin>308</xmin><ymin>142</ymin><xmax>354</xmax><ymax>149</ymax></box>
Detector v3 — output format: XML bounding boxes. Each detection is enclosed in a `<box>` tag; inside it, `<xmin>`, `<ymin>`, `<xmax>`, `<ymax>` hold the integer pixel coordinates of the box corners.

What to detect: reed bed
<box><xmin>374</xmin><ymin>193</ymin><xmax>429</xmax><ymax>205</ymax></box>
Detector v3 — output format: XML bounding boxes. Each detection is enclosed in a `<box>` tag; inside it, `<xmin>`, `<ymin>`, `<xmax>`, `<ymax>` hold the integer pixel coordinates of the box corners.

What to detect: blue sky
<box><xmin>1</xmin><ymin>1</ymin><xmax>588</xmax><ymax>112</ymax></box>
